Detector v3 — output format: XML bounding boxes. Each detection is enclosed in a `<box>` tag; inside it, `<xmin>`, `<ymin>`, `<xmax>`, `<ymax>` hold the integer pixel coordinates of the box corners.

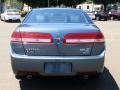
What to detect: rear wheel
<box><xmin>104</xmin><ymin>18</ymin><xmax>108</xmax><ymax>21</ymax></box>
<box><xmin>17</xmin><ymin>19</ymin><xmax>21</xmax><ymax>22</ymax></box>
<box><xmin>15</xmin><ymin>75</ymin><xmax>25</xmax><ymax>80</ymax></box>
<box><xmin>118</xmin><ymin>18</ymin><xmax>120</xmax><ymax>20</ymax></box>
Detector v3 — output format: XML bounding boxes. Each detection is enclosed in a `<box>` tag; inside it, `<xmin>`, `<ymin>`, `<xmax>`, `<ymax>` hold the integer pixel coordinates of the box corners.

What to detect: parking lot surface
<box><xmin>0</xmin><ymin>20</ymin><xmax>120</xmax><ymax>90</ymax></box>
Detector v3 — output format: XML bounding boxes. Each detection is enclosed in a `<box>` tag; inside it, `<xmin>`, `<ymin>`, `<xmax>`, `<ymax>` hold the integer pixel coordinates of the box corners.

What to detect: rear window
<box><xmin>23</xmin><ymin>9</ymin><xmax>92</xmax><ymax>24</ymax></box>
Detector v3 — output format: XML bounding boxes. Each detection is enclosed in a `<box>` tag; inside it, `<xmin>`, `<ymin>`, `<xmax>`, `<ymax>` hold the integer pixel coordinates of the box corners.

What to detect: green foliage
<box><xmin>92</xmin><ymin>0</ymin><xmax>119</xmax><ymax>4</ymax></box>
<box><xmin>92</xmin><ymin>0</ymin><xmax>119</xmax><ymax>11</ymax></box>
<box><xmin>17</xmin><ymin>0</ymin><xmax>85</xmax><ymax>7</ymax></box>
<box><xmin>1</xmin><ymin>0</ymin><xmax>5</xmax><ymax>3</ymax></box>
<box><xmin>20</xmin><ymin>10</ymin><xmax>28</xmax><ymax>17</ymax></box>
<box><xmin>52</xmin><ymin>0</ymin><xmax>85</xmax><ymax>6</ymax></box>
<box><xmin>86</xmin><ymin>0</ymin><xmax>93</xmax><ymax>3</ymax></box>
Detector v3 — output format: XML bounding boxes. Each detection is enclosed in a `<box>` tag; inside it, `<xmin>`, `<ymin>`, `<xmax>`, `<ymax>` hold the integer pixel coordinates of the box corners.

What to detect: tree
<box><xmin>17</xmin><ymin>0</ymin><xmax>85</xmax><ymax>8</ymax></box>
<box><xmin>86</xmin><ymin>0</ymin><xmax>93</xmax><ymax>3</ymax></box>
<box><xmin>52</xmin><ymin>0</ymin><xmax>85</xmax><ymax>7</ymax></box>
<box><xmin>0</xmin><ymin>0</ymin><xmax>5</xmax><ymax>13</ymax></box>
<box><xmin>92</xmin><ymin>0</ymin><xmax>119</xmax><ymax>11</ymax></box>
<box><xmin>17</xmin><ymin>0</ymin><xmax>47</xmax><ymax>8</ymax></box>
<box><xmin>1</xmin><ymin>0</ymin><xmax>5</xmax><ymax>3</ymax></box>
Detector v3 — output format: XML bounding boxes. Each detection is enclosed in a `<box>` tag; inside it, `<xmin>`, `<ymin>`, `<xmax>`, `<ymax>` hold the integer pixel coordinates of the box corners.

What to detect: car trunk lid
<box><xmin>18</xmin><ymin>23</ymin><xmax>104</xmax><ymax>56</ymax></box>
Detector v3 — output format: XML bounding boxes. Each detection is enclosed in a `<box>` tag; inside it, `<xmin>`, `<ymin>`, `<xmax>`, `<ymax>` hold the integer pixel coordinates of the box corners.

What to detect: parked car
<box><xmin>85</xmin><ymin>11</ymin><xmax>95</xmax><ymax>20</ymax></box>
<box><xmin>109</xmin><ymin>11</ymin><xmax>120</xmax><ymax>20</ymax></box>
<box><xmin>0</xmin><ymin>9</ymin><xmax>21</xmax><ymax>22</ymax></box>
<box><xmin>10</xmin><ymin>8</ymin><xmax>105</xmax><ymax>79</ymax></box>
<box><xmin>95</xmin><ymin>11</ymin><xmax>109</xmax><ymax>21</ymax></box>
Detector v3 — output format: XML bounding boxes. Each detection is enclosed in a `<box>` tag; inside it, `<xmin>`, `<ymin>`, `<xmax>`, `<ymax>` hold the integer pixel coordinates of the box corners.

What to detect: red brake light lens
<box><xmin>11</xmin><ymin>32</ymin><xmax>53</xmax><ymax>44</ymax></box>
<box><xmin>7</xmin><ymin>13</ymin><xmax>20</xmax><ymax>15</ymax></box>
<box><xmin>64</xmin><ymin>32</ymin><xmax>104</xmax><ymax>44</ymax></box>
<box><xmin>11</xmin><ymin>32</ymin><xmax>22</xmax><ymax>43</ymax></box>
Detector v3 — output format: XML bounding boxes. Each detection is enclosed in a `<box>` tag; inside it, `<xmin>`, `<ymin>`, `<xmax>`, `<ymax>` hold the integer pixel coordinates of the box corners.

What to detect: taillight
<box><xmin>64</xmin><ymin>32</ymin><xmax>104</xmax><ymax>44</ymax></box>
<box><xmin>11</xmin><ymin>32</ymin><xmax>22</xmax><ymax>43</ymax></box>
<box><xmin>7</xmin><ymin>14</ymin><xmax>13</xmax><ymax>15</ymax></box>
<box><xmin>11</xmin><ymin>32</ymin><xmax>53</xmax><ymax>44</ymax></box>
<box><xmin>7</xmin><ymin>13</ymin><xmax>20</xmax><ymax>15</ymax></box>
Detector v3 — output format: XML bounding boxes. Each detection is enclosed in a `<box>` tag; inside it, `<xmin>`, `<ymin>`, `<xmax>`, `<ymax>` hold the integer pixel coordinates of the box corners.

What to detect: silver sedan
<box><xmin>10</xmin><ymin>8</ymin><xmax>105</xmax><ymax>79</ymax></box>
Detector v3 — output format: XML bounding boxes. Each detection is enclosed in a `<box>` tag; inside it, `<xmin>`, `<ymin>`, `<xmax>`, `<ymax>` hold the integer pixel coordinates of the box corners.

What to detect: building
<box><xmin>23</xmin><ymin>4</ymin><xmax>32</xmax><ymax>12</ymax></box>
<box><xmin>76</xmin><ymin>2</ymin><xmax>102</xmax><ymax>12</ymax></box>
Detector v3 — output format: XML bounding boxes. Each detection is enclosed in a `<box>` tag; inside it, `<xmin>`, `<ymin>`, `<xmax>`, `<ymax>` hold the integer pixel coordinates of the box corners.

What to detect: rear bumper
<box><xmin>100</xmin><ymin>16</ymin><xmax>109</xmax><ymax>19</ymax></box>
<box><xmin>5</xmin><ymin>15</ymin><xmax>21</xmax><ymax>20</ymax></box>
<box><xmin>10</xmin><ymin>50</ymin><xmax>105</xmax><ymax>76</ymax></box>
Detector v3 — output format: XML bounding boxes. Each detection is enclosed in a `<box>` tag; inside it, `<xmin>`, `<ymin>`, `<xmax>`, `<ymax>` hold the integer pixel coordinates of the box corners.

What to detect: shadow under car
<box><xmin>19</xmin><ymin>67</ymin><xmax>119</xmax><ymax>90</ymax></box>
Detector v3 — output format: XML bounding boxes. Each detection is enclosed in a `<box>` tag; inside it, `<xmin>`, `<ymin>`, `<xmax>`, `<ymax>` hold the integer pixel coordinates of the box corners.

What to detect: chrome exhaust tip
<box><xmin>26</xmin><ymin>75</ymin><xmax>33</xmax><ymax>80</ymax></box>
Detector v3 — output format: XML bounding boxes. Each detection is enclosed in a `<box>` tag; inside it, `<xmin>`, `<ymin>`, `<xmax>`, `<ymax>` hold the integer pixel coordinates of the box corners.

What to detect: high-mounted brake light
<box><xmin>11</xmin><ymin>32</ymin><xmax>53</xmax><ymax>44</ymax></box>
<box><xmin>64</xmin><ymin>32</ymin><xmax>104</xmax><ymax>44</ymax></box>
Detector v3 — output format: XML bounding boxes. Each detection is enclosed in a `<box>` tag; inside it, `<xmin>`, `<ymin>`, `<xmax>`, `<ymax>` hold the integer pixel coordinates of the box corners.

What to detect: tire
<box><xmin>4</xmin><ymin>20</ymin><xmax>7</xmax><ymax>22</ymax></box>
<box><xmin>0</xmin><ymin>17</ymin><xmax>3</xmax><ymax>21</ymax></box>
<box><xmin>104</xmin><ymin>18</ymin><xmax>108</xmax><ymax>21</ymax></box>
<box><xmin>15</xmin><ymin>75</ymin><xmax>25</xmax><ymax>80</ymax></box>
<box><xmin>118</xmin><ymin>18</ymin><xmax>120</xmax><ymax>21</ymax></box>
<box><xmin>17</xmin><ymin>19</ymin><xmax>21</xmax><ymax>22</ymax></box>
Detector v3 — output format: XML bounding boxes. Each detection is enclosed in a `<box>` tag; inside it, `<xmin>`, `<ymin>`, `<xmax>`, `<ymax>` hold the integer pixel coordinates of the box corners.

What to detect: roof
<box><xmin>32</xmin><ymin>7</ymin><xmax>82</xmax><ymax>11</ymax></box>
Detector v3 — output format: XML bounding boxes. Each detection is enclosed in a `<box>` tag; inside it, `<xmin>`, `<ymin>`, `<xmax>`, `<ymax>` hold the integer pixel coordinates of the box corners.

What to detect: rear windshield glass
<box><xmin>23</xmin><ymin>9</ymin><xmax>91</xmax><ymax>24</ymax></box>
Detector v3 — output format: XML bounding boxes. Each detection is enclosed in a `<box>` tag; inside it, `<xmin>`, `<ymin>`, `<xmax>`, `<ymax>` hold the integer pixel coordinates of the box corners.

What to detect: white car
<box><xmin>0</xmin><ymin>9</ymin><xmax>21</xmax><ymax>22</ymax></box>
<box><xmin>85</xmin><ymin>11</ymin><xmax>95</xmax><ymax>20</ymax></box>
